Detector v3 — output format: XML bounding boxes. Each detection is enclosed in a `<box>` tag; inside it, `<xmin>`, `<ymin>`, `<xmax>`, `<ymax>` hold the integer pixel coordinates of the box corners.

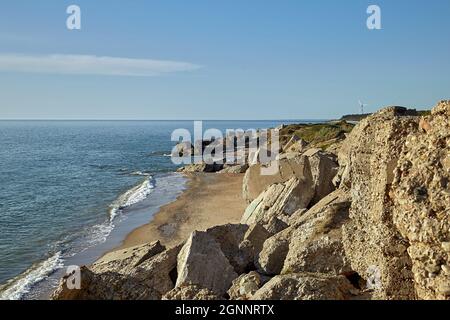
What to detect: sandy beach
<box><xmin>113</xmin><ymin>173</ymin><xmax>247</xmax><ymax>250</ymax></box>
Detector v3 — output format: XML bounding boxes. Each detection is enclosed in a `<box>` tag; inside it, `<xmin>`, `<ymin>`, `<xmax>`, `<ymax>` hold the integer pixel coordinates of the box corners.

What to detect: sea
<box><xmin>0</xmin><ymin>120</ymin><xmax>314</xmax><ymax>300</ymax></box>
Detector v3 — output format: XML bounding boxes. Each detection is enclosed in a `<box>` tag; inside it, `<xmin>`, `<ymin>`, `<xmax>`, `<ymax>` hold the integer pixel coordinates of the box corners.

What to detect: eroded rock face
<box><xmin>282</xmin><ymin>189</ymin><xmax>352</xmax><ymax>275</ymax></box>
<box><xmin>303</xmin><ymin>148</ymin><xmax>339</xmax><ymax>205</ymax></box>
<box><xmin>257</xmin><ymin>226</ymin><xmax>294</xmax><ymax>275</ymax></box>
<box><xmin>220</xmin><ymin>164</ymin><xmax>249</xmax><ymax>174</ymax></box>
<box><xmin>205</xmin><ymin>224</ymin><xmax>250</xmax><ymax>274</ymax></box>
<box><xmin>227</xmin><ymin>271</ymin><xmax>266</xmax><ymax>300</ymax></box>
<box><xmin>176</xmin><ymin>231</ymin><xmax>238</xmax><ymax>296</ymax></box>
<box><xmin>340</xmin><ymin>107</ymin><xmax>420</xmax><ymax>300</ymax></box>
<box><xmin>52</xmin><ymin>245</ymin><xmax>181</xmax><ymax>300</ymax></box>
<box><xmin>241</xmin><ymin>177</ymin><xmax>314</xmax><ymax>226</ymax></box>
<box><xmin>163</xmin><ymin>285</ymin><xmax>222</xmax><ymax>300</ymax></box>
<box><xmin>242</xmin><ymin>156</ymin><xmax>313</xmax><ymax>203</ymax></box>
<box><xmin>251</xmin><ymin>273</ymin><xmax>357</xmax><ymax>300</ymax></box>
<box><xmin>91</xmin><ymin>241</ymin><xmax>165</xmax><ymax>275</ymax></box>
<box><xmin>391</xmin><ymin>101</ymin><xmax>450</xmax><ymax>300</ymax></box>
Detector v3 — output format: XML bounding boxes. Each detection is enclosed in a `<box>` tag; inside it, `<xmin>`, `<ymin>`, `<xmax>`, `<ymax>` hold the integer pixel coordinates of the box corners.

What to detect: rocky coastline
<box><xmin>52</xmin><ymin>101</ymin><xmax>449</xmax><ymax>300</ymax></box>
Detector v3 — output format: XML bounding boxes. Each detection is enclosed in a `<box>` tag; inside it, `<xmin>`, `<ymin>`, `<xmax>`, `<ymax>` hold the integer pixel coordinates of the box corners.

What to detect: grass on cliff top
<box><xmin>279</xmin><ymin>121</ymin><xmax>355</xmax><ymax>148</ymax></box>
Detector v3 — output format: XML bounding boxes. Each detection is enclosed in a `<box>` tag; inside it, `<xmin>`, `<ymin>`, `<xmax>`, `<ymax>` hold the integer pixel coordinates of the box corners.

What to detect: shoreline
<box><xmin>104</xmin><ymin>172</ymin><xmax>247</xmax><ymax>255</ymax></box>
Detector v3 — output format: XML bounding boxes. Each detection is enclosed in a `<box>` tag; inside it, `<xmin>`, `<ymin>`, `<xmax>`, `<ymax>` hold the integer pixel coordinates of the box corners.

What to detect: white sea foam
<box><xmin>108</xmin><ymin>177</ymin><xmax>155</xmax><ymax>222</ymax></box>
<box><xmin>130</xmin><ymin>171</ymin><xmax>151</xmax><ymax>176</ymax></box>
<box><xmin>0</xmin><ymin>252</ymin><xmax>64</xmax><ymax>300</ymax></box>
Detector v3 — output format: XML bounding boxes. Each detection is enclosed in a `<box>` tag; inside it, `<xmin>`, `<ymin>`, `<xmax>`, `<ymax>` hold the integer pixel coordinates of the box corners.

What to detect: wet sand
<box><xmin>113</xmin><ymin>173</ymin><xmax>247</xmax><ymax>250</ymax></box>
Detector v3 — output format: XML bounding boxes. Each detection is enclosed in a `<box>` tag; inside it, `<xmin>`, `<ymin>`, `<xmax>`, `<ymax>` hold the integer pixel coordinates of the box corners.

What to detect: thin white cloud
<box><xmin>0</xmin><ymin>53</ymin><xmax>201</xmax><ymax>76</ymax></box>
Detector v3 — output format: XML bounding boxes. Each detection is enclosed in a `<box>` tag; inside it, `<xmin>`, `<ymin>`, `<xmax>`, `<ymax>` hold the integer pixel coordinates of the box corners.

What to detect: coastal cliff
<box><xmin>52</xmin><ymin>101</ymin><xmax>450</xmax><ymax>300</ymax></box>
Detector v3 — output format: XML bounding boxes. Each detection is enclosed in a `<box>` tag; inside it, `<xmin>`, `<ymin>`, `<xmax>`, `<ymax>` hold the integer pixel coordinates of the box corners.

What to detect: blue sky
<box><xmin>0</xmin><ymin>0</ymin><xmax>449</xmax><ymax>120</ymax></box>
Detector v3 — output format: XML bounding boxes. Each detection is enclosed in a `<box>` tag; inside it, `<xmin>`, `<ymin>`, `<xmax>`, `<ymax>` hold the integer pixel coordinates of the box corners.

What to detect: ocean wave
<box><xmin>0</xmin><ymin>252</ymin><xmax>64</xmax><ymax>300</ymax></box>
<box><xmin>108</xmin><ymin>177</ymin><xmax>155</xmax><ymax>222</ymax></box>
<box><xmin>129</xmin><ymin>171</ymin><xmax>152</xmax><ymax>176</ymax></box>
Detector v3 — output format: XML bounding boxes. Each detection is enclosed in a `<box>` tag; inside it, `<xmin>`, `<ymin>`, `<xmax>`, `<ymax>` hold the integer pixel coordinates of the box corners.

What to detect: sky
<box><xmin>0</xmin><ymin>0</ymin><xmax>449</xmax><ymax>120</ymax></box>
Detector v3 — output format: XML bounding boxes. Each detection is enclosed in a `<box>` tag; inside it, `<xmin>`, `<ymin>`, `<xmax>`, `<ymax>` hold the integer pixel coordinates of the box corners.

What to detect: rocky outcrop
<box><xmin>227</xmin><ymin>271</ymin><xmax>267</xmax><ymax>300</ymax></box>
<box><xmin>204</xmin><ymin>224</ymin><xmax>250</xmax><ymax>274</ymax></box>
<box><xmin>52</xmin><ymin>102</ymin><xmax>449</xmax><ymax>301</ymax></box>
<box><xmin>163</xmin><ymin>285</ymin><xmax>222</xmax><ymax>300</ymax></box>
<box><xmin>251</xmin><ymin>273</ymin><xmax>357</xmax><ymax>300</ymax></box>
<box><xmin>220</xmin><ymin>164</ymin><xmax>249</xmax><ymax>174</ymax></box>
<box><xmin>391</xmin><ymin>101</ymin><xmax>450</xmax><ymax>300</ymax></box>
<box><xmin>340</xmin><ymin>107</ymin><xmax>420</xmax><ymax>300</ymax></box>
<box><xmin>175</xmin><ymin>231</ymin><xmax>238</xmax><ymax>296</ymax></box>
<box><xmin>281</xmin><ymin>189</ymin><xmax>352</xmax><ymax>275</ymax></box>
<box><xmin>282</xmin><ymin>136</ymin><xmax>309</xmax><ymax>154</ymax></box>
<box><xmin>177</xmin><ymin>162</ymin><xmax>224</xmax><ymax>173</ymax></box>
<box><xmin>257</xmin><ymin>226</ymin><xmax>293</xmax><ymax>275</ymax></box>
<box><xmin>91</xmin><ymin>241</ymin><xmax>165</xmax><ymax>275</ymax></box>
<box><xmin>303</xmin><ymin>148</ymin><xmax>339</xmax><ymax>204</ymax></box>
<box><xmin>52</xmin><ymin>245</ymin><xmax>181</xmax><ymax>300</ymax></box>
<box><xmin>241</xmin><ymin>177</ymin><xmax>314</xmax><ymax>225</ymax></box>
<box><xmin>242</xmin><ymin>156</ymin><xmax>313</xmax><ymax>203</ymax></box>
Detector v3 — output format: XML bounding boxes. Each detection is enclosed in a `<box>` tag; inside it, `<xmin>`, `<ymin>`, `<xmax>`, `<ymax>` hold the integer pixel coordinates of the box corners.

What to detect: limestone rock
<box><xmin>257</xmin><ymin>226</ymin><xmax>294</xmax><ymax>275</ymax></box>
<box><xmin>242</xmin><ymin>155</ymin><xmax>313</xmax><ymax>203</ymax></box>
<box><xmin>282</xmin><ymin>189</ymin><xmax>352</xmax><ymax>275</ymax></box>
<box><xmin>177</xmin><ymin>162</ymin><xmax>224</xmax><ymax>173</ymax></box>
<box><xmin>220</xmin><ymin>164</ymin><xmax>249</xmax><ymax>174</ymax></box>
<box><xmin>391</xmin><ymin>100</ymin><xmax>450</xmax><ymax>300</ymax></box>
<box><xmin>91</xmin><ymin>241</ymin><xmax>165</xmax><ymax>274</ymax></box>
<box><xmin>303</xmin><ymin>148</ymin><xmax>339</xmax><ymax>204</ymax></box>
<box><xmin>251</xmin><ymin>273</ymin><xmax>357</xmax><ymax>300</ymax></box>
<box><xmin>242</xmin><ymin>223</ymin><xmax>271</xmax><ymax>254</ymax></box>
<box><xmin>264</xmin><ymin>216</ymin><xmax>289</xmax><ymax>235</ymax></box>
<box><xmin>163</xmin><ymin>285</ymin><xmax>222</xmax><ymax>300</ymax></box>
<box><xmin>176</xmin><ymin>231</ymin><xmax>238</xmax><ymax>296</ymax></box>
<box><xmin>227</xmin><ymin>271</ymin><xmax>266</xmax><ymax>300</ymax></box>
<box><xmin>52</xmin><ymin>245</ymin><xmax>181</xmax><ymax>300</ymax></box>
<box><xmin>283</xmin><ymin>135</ymin><xmax>309</xmax><ymax>154</ymax></box>
<box><xmin>340</xmin><ymin>106</ymin><xmax>420</xmax><ymax>300</ymax></box>
<box><xmin>241</xmin><ymin>177</ymin><xmax>314</xmax><ymax>225</ymax></box>
<box><xmin>205</xmin><ymin>224</ymin><xmax>250</xmax><ymax>274</ymax></box>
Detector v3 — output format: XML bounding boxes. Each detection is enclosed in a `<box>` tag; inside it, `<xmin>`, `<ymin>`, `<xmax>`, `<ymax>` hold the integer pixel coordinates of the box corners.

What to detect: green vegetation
<box><xmin>279</xmin><ymin>121</ymin><xmax>355</xmax><ymax>150</ymax></box>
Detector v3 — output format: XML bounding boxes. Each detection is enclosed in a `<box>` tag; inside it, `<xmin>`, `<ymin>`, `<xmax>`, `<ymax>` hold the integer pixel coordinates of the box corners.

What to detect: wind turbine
<box><xmin>358</xmin><ymin>100</ymin><xmax>368</xmax><ymax>115</ymax></box>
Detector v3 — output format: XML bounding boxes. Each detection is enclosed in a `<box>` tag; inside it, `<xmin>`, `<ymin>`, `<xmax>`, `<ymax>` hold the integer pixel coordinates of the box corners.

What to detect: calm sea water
<box><xmin>0</xmin><ymin>120</ymin><xmax>310</xmax><ymax>300</ymax></box>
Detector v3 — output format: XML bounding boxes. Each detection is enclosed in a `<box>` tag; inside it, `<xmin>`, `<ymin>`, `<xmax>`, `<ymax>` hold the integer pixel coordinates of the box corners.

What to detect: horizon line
<box><xmin>0</xmin><ymin>118</ymin><xmax>331</xmax><ymax>122</ymax></box>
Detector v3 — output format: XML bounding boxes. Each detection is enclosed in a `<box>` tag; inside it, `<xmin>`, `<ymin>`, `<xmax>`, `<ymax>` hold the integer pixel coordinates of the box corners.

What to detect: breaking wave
<box><xmin>0</xmin><ymin>252</ymin><xmax>64</xmax><ymax>300</ymax></box>
<box><xmin>108</xmin><ymin>177</ymin><xmax>155</xmax><ymax>222</ymax></box>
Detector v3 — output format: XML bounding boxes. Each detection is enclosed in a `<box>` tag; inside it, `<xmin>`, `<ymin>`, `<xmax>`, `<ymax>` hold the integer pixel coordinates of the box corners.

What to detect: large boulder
<box><xmin>281</xmin><ymin>189</ymin><xmax>352</xmax><ymax>275</ymax></box>
<box><xmin>163</xmin><ymin>285</ymin><xmax>222</xmax><ymax>300</ymax></box>
<box><xmin>391</xmin><ymin>100</ymin><xmax>450</xmax><ymax>300</ymax></box>
<box><xmin>303</xmin><ymin>148</ymin><xmax>339</xmax><ymax>205</ymax></box>
<box><xmin>91</xmin><ymin>241</ymin><xmax>165</xmax><ymax>274</ymax></box>
<box><xmin>220</xmin><ymin>164</ymin><xmax>249</xmax><ymax>174</ymax></box>
<box><xmin>257</xmin><ymin>226</ymin><xmax>294</xmax><ymax>275</ymax></box>
<box><xmin>52</xmin><ymin>245</ymin><xmax>181</xmax><ymax>300</ymax></box>
<box><xmin>251</xmin><ymin>273</ymin><xmax>357</xmax><ymax>300</ymax></box>
<box><xmin>242</xmin><ymin>155</ymin><xmax>313</xmax><ymax>203</ymax></box>
<box><xmin>176</xmin><ymin>231</ymin><xmax>238</xmax><ymax>296</ymax></box>
<box><xmin>340</xmin><ymin>106</ymin><xmax>420</xmax><ymax>300</ymax></box>
<box><xmin>241</xmin><ymin>177</ymin><xmax>314</xmax><ymax>225</ymax></box>
<box><xmin>204</xmin><ymin>224</ymin><xmax>250</xmax><ymax>274</ymax></box>
<box><xmin>227</xmin><ymin>271</ymin><xmax>267</xmax><ymax>300</ymax></box>
<box><xmin>118</xmin><ymin>245</ymin><xmax>182</xmax><ymax>299</ymax></box>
